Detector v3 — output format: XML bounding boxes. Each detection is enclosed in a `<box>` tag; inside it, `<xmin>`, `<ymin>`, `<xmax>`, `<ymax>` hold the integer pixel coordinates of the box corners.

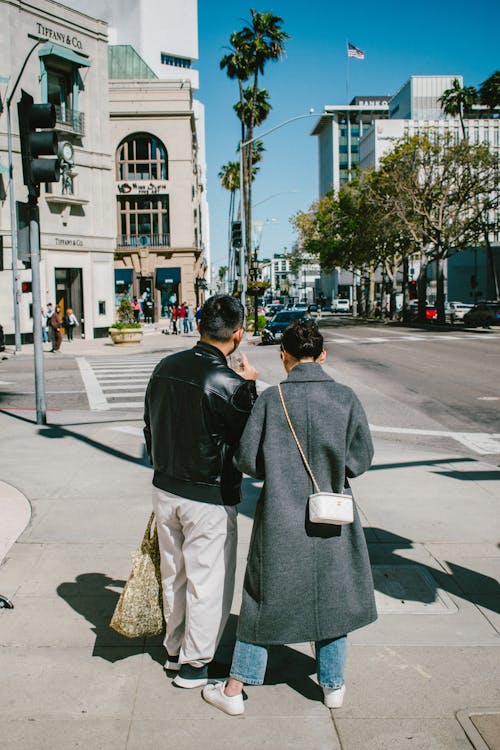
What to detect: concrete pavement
<box><xmin>0</xmin><ymin>330</ymin><xmax>499</xmax><ymax>749</ymax></box>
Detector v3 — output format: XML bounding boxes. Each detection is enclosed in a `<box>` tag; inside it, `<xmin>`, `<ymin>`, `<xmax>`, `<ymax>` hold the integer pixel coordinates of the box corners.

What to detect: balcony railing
<box><xmin>117</xmin><ymin>233</ymin><xmax>170</xmax><ymax>248</ymax></box>
<box><xmin>54</xmin><ymin>106</ymin><xmax>85</xmax><ymax>136</ymax></box>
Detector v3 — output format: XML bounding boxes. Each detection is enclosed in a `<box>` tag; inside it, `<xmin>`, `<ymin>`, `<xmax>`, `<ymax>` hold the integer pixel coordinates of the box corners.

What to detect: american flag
<box><xmin>347</xmin><ymin>42</ymin><xmax>365</xmax><ymax>60</ymax></box>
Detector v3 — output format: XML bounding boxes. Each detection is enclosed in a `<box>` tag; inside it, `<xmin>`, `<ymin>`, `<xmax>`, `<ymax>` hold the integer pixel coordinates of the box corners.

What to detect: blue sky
<box><xmin>197</xmin><ymin>0</ymin><xmax>500</xmax><ymax>271</ymax></box>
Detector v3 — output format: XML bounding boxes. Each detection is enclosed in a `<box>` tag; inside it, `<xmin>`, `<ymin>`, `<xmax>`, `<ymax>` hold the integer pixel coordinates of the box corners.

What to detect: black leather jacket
<box><xmin>144</xmin><ymin>341</ymin><xmax>257</xmax><ymax>505</ymax></box>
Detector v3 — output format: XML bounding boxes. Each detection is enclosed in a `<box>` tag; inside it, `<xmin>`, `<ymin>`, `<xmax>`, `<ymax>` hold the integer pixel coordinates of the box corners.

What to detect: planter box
<box><xmin>109</xmin><ymin>327</ymin><xmax>143</xmax><ymax>345</ymax></box>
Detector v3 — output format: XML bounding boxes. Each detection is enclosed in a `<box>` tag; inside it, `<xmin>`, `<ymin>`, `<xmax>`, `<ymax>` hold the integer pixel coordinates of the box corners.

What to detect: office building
<box><xmin>311</xmin><ymin>96</ymin><xmax>390</xmax><ymax>195</ymax></box>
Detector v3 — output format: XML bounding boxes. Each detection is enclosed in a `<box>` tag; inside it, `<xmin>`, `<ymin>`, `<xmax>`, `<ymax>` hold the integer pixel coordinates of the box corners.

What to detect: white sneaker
<box><xmin>202</xmin><ymin>681</ymin><xmax>245</xmax><ymax>716</ymax></box>
<box><xmin>323</xmin><ymin>684</ymin><xmax>346</xmax><ymax>708</ymax></box>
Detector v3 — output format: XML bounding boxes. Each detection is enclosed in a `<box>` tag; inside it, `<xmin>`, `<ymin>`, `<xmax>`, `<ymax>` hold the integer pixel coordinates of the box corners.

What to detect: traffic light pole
<box><xmin>6</xmin><ymin>103</ymin><xmax>22</xmax><ymax>351</ymax></box>
<box><xmin>28</xmin><ymin>197</ymin><xmax>47</xmax><ymax>425</ymax></box>
<box><xmin>4</xmin><ymin>34</ymin><xmax>48</xmax><ymax>352</ymax></box>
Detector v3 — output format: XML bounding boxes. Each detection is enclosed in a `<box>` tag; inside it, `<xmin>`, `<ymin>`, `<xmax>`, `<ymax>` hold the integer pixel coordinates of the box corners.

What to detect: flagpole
<box><xmin>345</xmin><ymin>38</ymin><xmax>349</xmax><ymax>102</ymax></box>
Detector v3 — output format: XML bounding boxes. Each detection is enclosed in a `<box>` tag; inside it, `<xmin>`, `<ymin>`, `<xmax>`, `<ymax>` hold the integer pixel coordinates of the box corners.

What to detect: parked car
<box><xmin>332</xmin><ymin>298</ymin><xmax>350</xmax><ymax>313</ymax></box>
<box><xmin>261</xmin><ymin>309</ymin><xmax>311</xmax><ymax>345</ymax></box>
<box><xmin>445</xmin><ymin>301</ymin><xmax>473</xmax><ymax>322</ymax></box>
<box><xmin>463</xmin><ymin>301</ymin><xmax>500</xmax><ymax>328</ymax></box>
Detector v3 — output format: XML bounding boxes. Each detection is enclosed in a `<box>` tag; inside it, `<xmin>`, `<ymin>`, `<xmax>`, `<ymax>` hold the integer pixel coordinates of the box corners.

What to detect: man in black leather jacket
<box><xmin>144</xmin><ymin>295</ymin><xmax>257</xmax><ymax>689</ymax></box>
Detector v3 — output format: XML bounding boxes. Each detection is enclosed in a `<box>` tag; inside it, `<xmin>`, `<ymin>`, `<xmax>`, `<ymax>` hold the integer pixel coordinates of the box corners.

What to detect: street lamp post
<box><xmin>238</xmin><ymin>112</ymin><xmax>329</xmax><ymax>309</ymax></box>
<box><xmin>3</xmin><ymin>34</ymin><xmax>48</xmax><ymax>351</ymax></box>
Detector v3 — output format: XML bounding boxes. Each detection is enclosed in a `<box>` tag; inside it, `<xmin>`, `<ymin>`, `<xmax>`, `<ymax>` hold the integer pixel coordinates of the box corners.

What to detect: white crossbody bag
<box><xmin>277</xmin><ymin>384</ymin><xmax>354</xmax><ymax>526</ymax></box>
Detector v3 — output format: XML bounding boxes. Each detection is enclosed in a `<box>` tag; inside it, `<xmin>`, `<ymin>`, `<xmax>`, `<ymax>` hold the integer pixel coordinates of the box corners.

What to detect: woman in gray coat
<box><xmin>203</xmin><ymin>321</ymin><xmax>377</xmax><ymax>716</ymax></box>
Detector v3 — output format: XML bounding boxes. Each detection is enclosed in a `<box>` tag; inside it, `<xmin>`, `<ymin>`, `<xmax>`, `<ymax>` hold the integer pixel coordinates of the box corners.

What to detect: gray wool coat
<box><xmin>235</xmin><ymin>362</ymin><xmax>377</xmax><ymax>645</ymax></box>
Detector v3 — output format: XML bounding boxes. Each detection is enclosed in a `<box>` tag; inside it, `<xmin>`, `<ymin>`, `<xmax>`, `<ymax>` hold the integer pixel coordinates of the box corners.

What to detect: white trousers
<box><xmin>152</xmin><ymin>487</ymin><xmax>238</xmax><ymax>668</ymax></box>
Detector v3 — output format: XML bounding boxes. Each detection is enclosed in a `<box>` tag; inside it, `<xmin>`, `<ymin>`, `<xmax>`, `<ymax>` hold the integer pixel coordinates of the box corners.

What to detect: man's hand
<box><xmin>239</xmin><ymin>353</ymin><xmax>257</xmax><ymax>381</ymax></box>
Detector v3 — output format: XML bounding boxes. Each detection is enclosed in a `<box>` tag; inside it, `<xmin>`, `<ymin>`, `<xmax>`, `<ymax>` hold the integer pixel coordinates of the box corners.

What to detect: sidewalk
<box><xmin>0</xmin><ymin>337</ymin><xmax>499</xmax><ymax>748</ymax></box>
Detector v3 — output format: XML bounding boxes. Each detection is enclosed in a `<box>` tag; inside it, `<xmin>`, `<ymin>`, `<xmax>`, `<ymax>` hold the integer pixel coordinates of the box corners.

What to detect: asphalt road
<box><xmin>0</xmin><ymin>323</ymin><xmax>499</xmax><ymax>465</ymax></box>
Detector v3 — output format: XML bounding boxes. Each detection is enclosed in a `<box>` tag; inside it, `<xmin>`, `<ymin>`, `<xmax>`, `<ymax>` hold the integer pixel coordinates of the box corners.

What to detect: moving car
<box><xmin>445</xmin><ymin>301</ymin><xmax>473</xmax><ymax>322</ymax></box>
<box><xmin>307</xmin><ymin>304</ymin><xmax>320</xmax><ymax>319</ymax></box>
<box><xmin>332</xmin><ymin>298</ymin><xmax>350</xmax><ymax>313</ymax></box>
<box><xmin>265</xmin><ymin>303</ymin><xmax>284</xmax><ymax>318</ymax></box>
<box><xmin>409</xmin><ymin>301</ymin><xmax>437</xmax><ymax>321</ymax></box>
<box><xmin>261</xmin><ymin>309</ymin><xmax>311</xmax><ymax>345</ymax></box>
<box><xmin>463</xmin><ymin>301</ymin><xmax>500</xmax><ymax>327</ymax></box>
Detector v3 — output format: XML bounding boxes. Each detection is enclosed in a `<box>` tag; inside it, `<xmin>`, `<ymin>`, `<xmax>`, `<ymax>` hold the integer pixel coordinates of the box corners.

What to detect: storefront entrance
<box><xmin>55</xmin><ymin>268</ymin><xmax>84</xmax><ymax>336</ymax></box>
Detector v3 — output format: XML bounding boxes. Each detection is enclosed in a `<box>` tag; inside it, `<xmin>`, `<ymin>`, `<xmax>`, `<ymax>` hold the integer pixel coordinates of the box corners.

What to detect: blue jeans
<box><xmin>230</xmin><ymin>636</ymin><xmax>347</xmax><ymax>689</ymax></box>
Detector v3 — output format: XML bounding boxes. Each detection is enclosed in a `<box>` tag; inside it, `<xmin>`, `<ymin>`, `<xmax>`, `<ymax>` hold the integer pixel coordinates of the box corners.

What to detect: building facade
<box><xmin>63</xmin><ymin>0</ymin><xmax>210</xmax><ymax>296</ymax></box>
<box><xmin>0</xmin><ymin>0</ymin><xmax>115</xmax><ymax>342</ymax></box>
<box><xmin>110</xmin><ymin>75</ymin><xmax>205</xmax><ymax>313</ymax></box>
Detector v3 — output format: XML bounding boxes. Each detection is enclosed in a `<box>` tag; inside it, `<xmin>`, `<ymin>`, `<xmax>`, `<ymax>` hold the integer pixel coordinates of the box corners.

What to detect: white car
<box><xmin>332</xmin><ymin>298</ymin><xmax>350</xmax><ymax>313</ymax></box>
<box><xmin>445</xmin><ymin>301</ymin><xmax>473</xmax><ymax>321</ymax></box>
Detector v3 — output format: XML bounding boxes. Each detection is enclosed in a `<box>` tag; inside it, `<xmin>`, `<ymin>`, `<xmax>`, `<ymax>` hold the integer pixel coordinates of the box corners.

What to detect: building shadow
<box><xmin>367</xmin><ymin>528</ymin><xmax>500</xmax><ymax>615</ymax></box>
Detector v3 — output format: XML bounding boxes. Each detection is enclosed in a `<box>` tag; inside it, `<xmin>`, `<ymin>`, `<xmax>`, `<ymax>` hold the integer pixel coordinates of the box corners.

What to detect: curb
<box><xmin>0</xmin><ymin>480</ymin><xmax>32</xmax><ymax>566</ymax></box>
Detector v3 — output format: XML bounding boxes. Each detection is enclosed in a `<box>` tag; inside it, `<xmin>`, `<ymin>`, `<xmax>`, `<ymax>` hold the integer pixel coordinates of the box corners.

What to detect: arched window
<box><xmin>116</xmin><ymin>133</ymin><xmax>168</xmax><ymax>181</ymax></box>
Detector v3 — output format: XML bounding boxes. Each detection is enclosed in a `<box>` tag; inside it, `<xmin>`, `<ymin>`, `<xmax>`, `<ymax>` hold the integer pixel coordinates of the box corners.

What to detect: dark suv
<box><xmin>463</xmin><ymin>301</ymin><xmax>500</xmax><ymax>327</ymax></box>
<box><xmin>261</xmin><ymin>310</ymin><xmax>311</xmax><ymax>345</ymax></box>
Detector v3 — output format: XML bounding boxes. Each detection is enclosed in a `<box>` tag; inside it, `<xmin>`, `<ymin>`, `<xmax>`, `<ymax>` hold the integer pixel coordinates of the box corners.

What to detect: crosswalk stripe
<box><xmin>79</xmin><ymin>353</ymin><xmax>163</xmax><ymax>410</ymax></box>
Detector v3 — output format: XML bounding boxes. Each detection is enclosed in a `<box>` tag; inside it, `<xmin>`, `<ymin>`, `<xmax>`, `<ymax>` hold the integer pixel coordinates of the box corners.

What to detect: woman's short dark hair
<box><xmin>199</xmin><ymin>294</ymin><xmax>245</xmax><ymax>341</ymax></box>
<box><xmin>281</xmin><ymin>320</ymin><xmax>323</xmax><ymax>360</ymax></box>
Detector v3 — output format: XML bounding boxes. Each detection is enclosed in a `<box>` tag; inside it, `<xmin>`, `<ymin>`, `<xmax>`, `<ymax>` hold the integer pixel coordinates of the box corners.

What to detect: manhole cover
<box><xmin>372</xmin><ymin>565</ymin><xmax>457</xmax><ymax>614</ymax></box>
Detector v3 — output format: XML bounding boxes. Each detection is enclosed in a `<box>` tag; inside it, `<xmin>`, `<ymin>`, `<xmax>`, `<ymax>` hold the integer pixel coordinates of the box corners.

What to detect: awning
<box><xmin>38</xmin><ymin>43</ymin><xmax>91</xmax><ymax>68</ymax></box>
<box><xmin>115</xmin><ymin>268</ymin><xmax>133</xmax><ymax>285</ymax></box>
<box><xmin>156</xmin><ymin>267</ymin><xmax>181</xmax><ymax>287</ymax></box>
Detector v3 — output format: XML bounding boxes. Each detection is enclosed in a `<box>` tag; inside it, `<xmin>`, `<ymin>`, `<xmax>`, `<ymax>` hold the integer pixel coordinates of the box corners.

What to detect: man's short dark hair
<box><xmin>199</xmin><ymin>295</ymin><xmax>245</xmax><ymax>342</ymax></box>
<box><xmin>281</xmin><ymin>320</ymin><xmax>323</xmax><ymax>359</ymax></box>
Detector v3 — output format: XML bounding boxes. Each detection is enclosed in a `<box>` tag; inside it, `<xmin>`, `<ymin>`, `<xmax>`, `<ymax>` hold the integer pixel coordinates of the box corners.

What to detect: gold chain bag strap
<box><xmin>110</xmin><ymin>512</ymin><xmax>165</xmax><ymax>637</ymax></box>
<box><xmin>277</xmin><ymin>383</ymin><xmax>354</xmax><ymax>525</ymax></box>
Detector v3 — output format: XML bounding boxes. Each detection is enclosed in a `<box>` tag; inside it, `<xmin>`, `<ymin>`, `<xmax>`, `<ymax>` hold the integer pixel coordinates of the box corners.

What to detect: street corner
<box><xmin>0</xmin><ymin>480</ymin><xmax>32</xmax><ymax>565</ymax></box>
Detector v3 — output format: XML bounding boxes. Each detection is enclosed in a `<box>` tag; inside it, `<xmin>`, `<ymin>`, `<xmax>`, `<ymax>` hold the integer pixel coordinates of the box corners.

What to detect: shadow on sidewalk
<box><xmin>56</xmin><ymin>573</ymin><xmax>164</xmax><ymax>664</ymax></box>
<box><xmin>368</xmin><ymin>528</ymin><xmax>500</xmax><ymax>615</ymax></box>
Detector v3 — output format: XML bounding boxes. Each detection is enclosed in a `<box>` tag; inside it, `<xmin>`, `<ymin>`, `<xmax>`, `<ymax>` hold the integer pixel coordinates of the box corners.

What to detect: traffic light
<box><xmin>17</xmin><ymin>89</ymin><xmax>60</xmax><ymax>197</ymax></box>
<box><xmin>231</xmin><ymin>221</ymin><xmax>242</xmax><ymax>248</ymax></box>
<box><xmin>21</xmin><ymin>281</ymin><xmax>32</xmax><ymax>293</ymax></box>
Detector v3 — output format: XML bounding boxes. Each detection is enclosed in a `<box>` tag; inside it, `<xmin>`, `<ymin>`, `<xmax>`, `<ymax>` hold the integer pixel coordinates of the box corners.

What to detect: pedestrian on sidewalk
<box><xmin>144</xmin><ymin>294</ymin><xmax>258</xmax><ymax>689</ymax></box>
<box><xmin>203</xmin><ymin>320</ymin><xmax>376</xmax><ymax>716</ymax></box>
<box><xmin>45</xmin><ymin>302</ymin><xmax>55</xmax><ymax>350</ymax></box>
<box><xmin>178</xmin><ymin>302</ymin><xmax>187</xmax><ymax>333</ymax></box>
<box><xmin>49</xmin><ymin>306</ymin><xmax>63</xmax><ymax>352</ymax></box>
<box><xmin>170</xmin><ymin>304</ymin><xmax>178</xmax><ymax>334</ymax></box>
<box><xmin>62</xmin><ymin>308</ymin><xmax>79</xmax><ymax>341</ymax></box>
<box><xmin>40</xmin><ymin>308</ymin><xmax>49</xmax><ymax>343</ymax></box>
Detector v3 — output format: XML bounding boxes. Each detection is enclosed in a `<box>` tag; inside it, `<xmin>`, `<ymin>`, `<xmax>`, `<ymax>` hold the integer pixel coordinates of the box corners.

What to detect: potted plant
<box><xmin>109</xmin><ymin>295</ymin><xmax>143</xmax><ymax>345</ymax></box>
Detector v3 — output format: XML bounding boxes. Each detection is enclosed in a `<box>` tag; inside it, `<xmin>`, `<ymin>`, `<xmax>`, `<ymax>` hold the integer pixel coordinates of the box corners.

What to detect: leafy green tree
<box><xmin>438</xmin><ymin>78</ymin><xmax>478</xmax><ymax>138</ymax></box>
<box><xmin>479</xmin><ymin>70</ymin><xmax>500</xmax><ymax>111</ymax></box>
<box><xmin>220</xmin><ymin>9</ymin><xmax>289</xmax><ymax>288</ymax></box>
<box><xmin>379</xmin><ymin>132</ymin><xmax>497</xmax><ymax>323</ymax></box>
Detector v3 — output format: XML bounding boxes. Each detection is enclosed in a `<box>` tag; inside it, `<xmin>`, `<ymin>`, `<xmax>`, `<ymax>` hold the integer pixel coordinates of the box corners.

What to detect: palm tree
<box><xmin>220</xmin><ymin>10</ymin><xmax>289</xmax><ymax>296</ymax></box>
<box><xmin>438</xmin><ymin>78</ymin><xmax>478</xmax><ymax>138</ymax></box>
<box><xmin>233</xmin><ymin>86</ymin><xmax>271</xmax><ymax>128</ymax></box>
